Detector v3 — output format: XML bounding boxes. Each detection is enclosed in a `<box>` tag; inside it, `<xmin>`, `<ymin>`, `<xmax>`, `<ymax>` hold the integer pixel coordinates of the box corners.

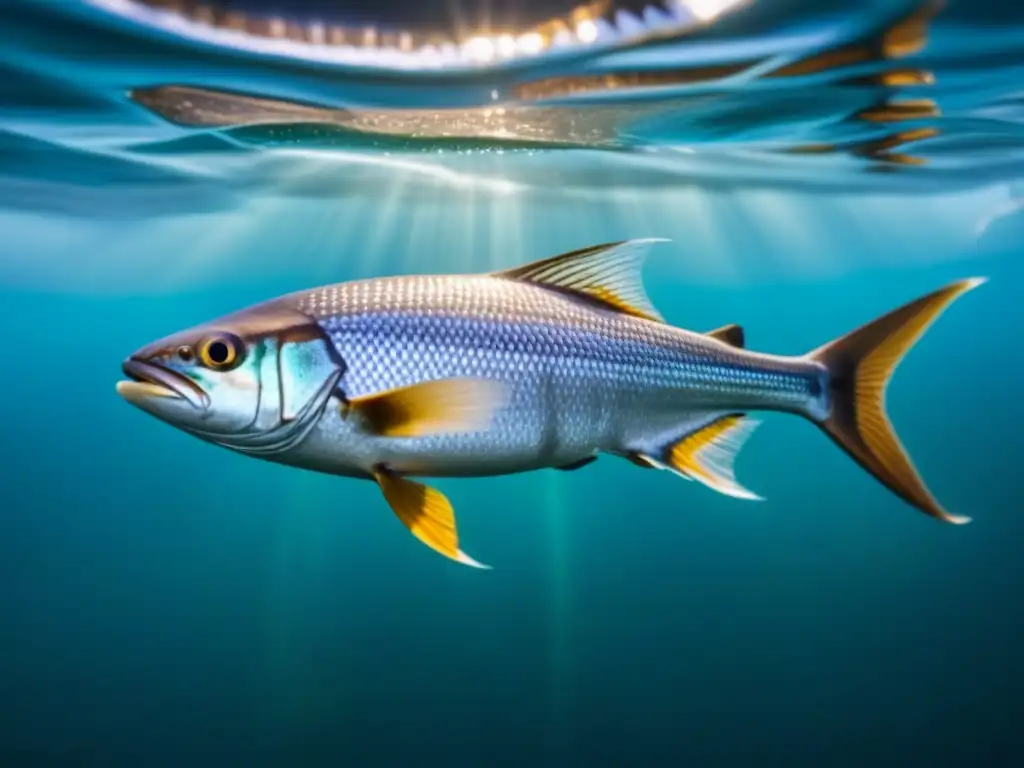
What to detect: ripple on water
<box><xmin>0</xmin><ymin>0</ymin><xmax>1022</xmax><ymax>250</ymax></box>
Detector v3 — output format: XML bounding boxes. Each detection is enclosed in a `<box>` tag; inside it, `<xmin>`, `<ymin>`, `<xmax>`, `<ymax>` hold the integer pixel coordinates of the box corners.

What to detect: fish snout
<box><xmin>117</xmin><ymin>357</ymin><xmax>208</xmax><ymax>410</ymax></box>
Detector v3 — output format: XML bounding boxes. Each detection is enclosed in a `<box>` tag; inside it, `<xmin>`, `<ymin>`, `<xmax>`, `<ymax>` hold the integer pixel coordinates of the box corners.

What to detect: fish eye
<box><xmin>199</xmin><ymin>334</ymin><xmax>243</xmax><ymax>370</ymax></box>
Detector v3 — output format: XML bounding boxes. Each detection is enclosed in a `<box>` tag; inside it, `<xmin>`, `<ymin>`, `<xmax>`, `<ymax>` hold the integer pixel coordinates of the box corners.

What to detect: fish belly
<box><xmin>361</xmin><ymin>361</ymin><xmax>619</xmax><ymax>478</ymax></box>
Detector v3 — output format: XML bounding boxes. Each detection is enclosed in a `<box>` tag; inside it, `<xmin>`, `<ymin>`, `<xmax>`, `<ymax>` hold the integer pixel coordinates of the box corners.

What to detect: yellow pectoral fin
<box><xmin>374</xmin><ymin>469</ymin><xmax>490</xmax><ymax>569</ymax></box>
<box><xmin>347</xmin><ymin>378</ymin><xmax>510</xmax><ymax>438</ymax></box>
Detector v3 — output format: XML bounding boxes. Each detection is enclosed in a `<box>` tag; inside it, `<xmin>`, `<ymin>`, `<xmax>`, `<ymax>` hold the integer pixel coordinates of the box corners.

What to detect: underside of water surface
<box><xmin>0</xmin><ymin>0</ymin><xmax>1020</xmax><ymax>290</ymax></box>
<box><xmin>12</xmin><ymin>0</ymin><xmax>1024</xmax><ymax>185</ymax></box>
<box><xmin>1</xmin><ymin>1</ymin><xmax>1024</xmax><ymax>766</ymax></box>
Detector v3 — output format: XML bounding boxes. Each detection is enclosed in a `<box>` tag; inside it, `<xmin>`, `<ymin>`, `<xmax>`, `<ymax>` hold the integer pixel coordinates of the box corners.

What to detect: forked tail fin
<box><xmin>807</xmin><ymin>277</ymin><xmax>986</xmax><ymax>524</ymax></box>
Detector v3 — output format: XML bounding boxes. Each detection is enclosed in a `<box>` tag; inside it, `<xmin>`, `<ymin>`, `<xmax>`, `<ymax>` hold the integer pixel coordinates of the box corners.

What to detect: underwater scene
<box><xmin>2</xmin><ymin>0</ymin><xmax>1024</xmax><ymax>764</ymax></box>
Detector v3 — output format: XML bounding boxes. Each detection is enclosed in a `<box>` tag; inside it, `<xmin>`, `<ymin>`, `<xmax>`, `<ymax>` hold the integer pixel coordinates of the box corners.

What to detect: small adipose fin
<box><xmin>373</xmin><ymin>467</ymin><xmax>490</xmax><ymax>569</ymax></box>
<box><xmin>556</xmin><ymin>456</ymin><xmax>598</xmax><ymax>471</ymax></box>
<box><xmin>654</xmin><ymin>413</ymin><xmax>763</xmax><ymax>500</ymax></box>
<box><xmin>705</xmin><ymin>323</ymin><xmax>745</xmax><ymax>348</ymax></box>
<box><xmin>492</xmin><ymin>239</ymin><xmax>669</xmax><ymax>323</ymax></box>
<box><xmin>346</xmin><ymin>378</ymin><xmax>510</xmax><ymax>438</ymax></box>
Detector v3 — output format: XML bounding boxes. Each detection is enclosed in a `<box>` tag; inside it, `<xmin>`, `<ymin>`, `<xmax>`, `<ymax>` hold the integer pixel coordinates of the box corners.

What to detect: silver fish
<box><xmin>117</xmin><ymin>239</ymin><xmax>984</xmax><ymax>567</ymax></box>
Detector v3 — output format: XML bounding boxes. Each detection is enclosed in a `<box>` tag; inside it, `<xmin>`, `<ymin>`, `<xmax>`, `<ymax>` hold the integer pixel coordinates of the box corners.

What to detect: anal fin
<box><xmin>649</xmin><ymin>413</ymin><xmax>763</xmax><ymax>500</ymax></box>
<box><xmin>373</xmin><ymin>467</ymin><xmax>489</xmax><ymax>569</ymax></box>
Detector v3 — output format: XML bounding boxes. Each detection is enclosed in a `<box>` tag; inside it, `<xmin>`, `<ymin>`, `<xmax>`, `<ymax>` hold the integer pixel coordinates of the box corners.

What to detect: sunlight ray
<box><xmin>544</xmin><ymin>473</ymin><xmax>573</xmax><ymax>746</ymax></box>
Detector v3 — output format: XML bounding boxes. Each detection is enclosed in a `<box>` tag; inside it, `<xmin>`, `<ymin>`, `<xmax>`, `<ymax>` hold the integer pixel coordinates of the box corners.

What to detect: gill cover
<box><xmin>277</xmin><ymin>330</ymin><xmax>343</xmax><ymax>423</ymax></box>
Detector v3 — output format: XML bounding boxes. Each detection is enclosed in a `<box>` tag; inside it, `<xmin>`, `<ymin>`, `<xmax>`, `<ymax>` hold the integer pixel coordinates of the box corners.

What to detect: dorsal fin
<box><xmin>492</xmin><ymin>239</ymin><xmax>669</xmax><ymax>323</ymax></box>
<box><xmin>706</xmin><ymin>323</ymin><xmax>745</xmax><ymax>348</ymax></box>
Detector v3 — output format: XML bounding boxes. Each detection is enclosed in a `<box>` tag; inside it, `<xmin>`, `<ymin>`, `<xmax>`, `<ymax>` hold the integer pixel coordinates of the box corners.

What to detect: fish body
<box><xmin>281</xmin><ymin>270</ymin><xmax>826</xmax><ymax>480</ymax></box>
<box><xmin>118</xmin><ymin>240</ymin><xmax>983</xmax><ymax>567</ymax></box>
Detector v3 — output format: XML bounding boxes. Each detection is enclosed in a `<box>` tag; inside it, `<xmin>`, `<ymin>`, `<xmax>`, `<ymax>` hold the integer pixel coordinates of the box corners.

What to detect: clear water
<box><xmin>2</xmin><ymin>0</ymin><xmax>1023</xmax><ymax>764</ymax></box>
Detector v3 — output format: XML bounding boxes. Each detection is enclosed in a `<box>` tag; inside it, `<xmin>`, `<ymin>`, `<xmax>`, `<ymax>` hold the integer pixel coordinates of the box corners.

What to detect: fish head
<box><xmin>117</xmin><ymin>301</ymin><xmax>344</xmax><ymax>453</ymax></box>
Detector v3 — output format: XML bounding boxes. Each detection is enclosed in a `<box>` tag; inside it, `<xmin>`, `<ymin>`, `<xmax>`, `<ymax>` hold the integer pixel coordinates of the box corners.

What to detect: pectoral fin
<box><xmin>374</xmin><ymin>468</ymin><xmax>489</xmax><ymax>569</ymax></box>
<box><xmin>347</xmin><ymin>378</ymin><xmax>510</xmax><ymax>438</ymax></box>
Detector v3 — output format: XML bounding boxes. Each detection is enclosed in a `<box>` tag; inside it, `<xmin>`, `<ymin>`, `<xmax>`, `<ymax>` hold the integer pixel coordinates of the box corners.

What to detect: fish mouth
<box><xmin>89</xmin><ymin>0</ymin><xmax>750</xmax><ymax>69</ymax></box>
<box><xmin>117</xmin><ymin>359</ymin><xmax>209</xmax><ymax>410</ymax></box>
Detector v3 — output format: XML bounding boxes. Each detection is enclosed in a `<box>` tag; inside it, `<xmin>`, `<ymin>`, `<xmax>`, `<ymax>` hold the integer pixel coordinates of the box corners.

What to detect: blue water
<box><xmin>2</xmin><ymin>0</ymin><xmax>1024</xmax><ymax>764</ymax></box>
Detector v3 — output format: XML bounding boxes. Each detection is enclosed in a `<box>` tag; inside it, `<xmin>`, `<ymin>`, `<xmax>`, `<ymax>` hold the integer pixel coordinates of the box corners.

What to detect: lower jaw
<box><xmin>116</xmin><ymin>379</ymin><xmax>180</xmax><ymax>401</ymax></box>
<box><xmin>85</xmin><ymin>0</ymin><xmax>752</xmax><ymax>70</ymax></box>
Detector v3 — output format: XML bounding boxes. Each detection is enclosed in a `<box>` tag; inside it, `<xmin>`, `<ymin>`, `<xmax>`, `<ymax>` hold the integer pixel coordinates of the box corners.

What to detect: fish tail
<box><xmin>806</xmin><ymin>277</ymin><xmax>986</xmax><ymax>524</ymax></box>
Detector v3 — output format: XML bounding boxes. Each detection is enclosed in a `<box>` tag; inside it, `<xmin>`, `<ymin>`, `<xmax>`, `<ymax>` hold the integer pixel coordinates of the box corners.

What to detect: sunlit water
<box><xmin>2</xmin><ymin>0</ymin><xmax>1023</xmax><ymax>765</ymax></box>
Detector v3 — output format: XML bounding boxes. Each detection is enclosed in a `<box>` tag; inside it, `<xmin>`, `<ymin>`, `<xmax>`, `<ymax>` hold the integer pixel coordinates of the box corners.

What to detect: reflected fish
<box><xmin>117</xmin><ymin>240</ymin><xmax>983</xmax><ymax>567</ymax></box>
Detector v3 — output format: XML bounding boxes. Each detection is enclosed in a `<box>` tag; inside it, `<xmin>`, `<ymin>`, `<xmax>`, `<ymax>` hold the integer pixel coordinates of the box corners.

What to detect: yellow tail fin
<box><xmin>808</xmin><ymin>277</ymin><xmax>986</xmax><ymax>524</ymax></box>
